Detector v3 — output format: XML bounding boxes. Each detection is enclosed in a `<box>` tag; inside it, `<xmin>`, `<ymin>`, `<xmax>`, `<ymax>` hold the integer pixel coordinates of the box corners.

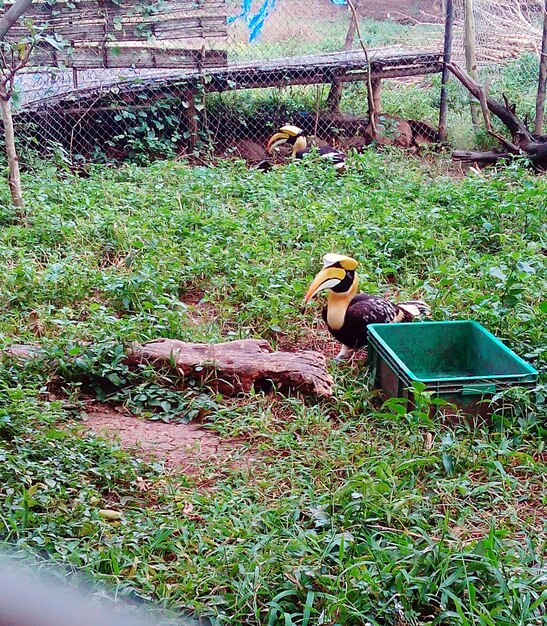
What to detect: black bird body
<box><xmin>295</xmin><ymin>144</ymin><xmax>347</xmax><ymax>169</ymax></box>
<box><xmin>266</xmin><ymin>125</ymin><xmax>347</xmax><ymax>171</ymax></box>
<box><xmin>304</xmin><ymin>254</ymin><xmax>431</xmax><ymax>360</ymax></box>
<box><xmin>321</xmin><ymin>294</ymin><xmax>416</xmax><ymax>350</ymax></box>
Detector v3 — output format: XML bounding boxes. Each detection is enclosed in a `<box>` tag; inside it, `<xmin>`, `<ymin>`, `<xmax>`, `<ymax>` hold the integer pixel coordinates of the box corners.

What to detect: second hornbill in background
<box><xmin>266</xmin><ymin>125</ymin><xmax>347</xmax><ymax>172</ymax></box>
<box><xmin>304</xmin><ymin>254</ymin><xmax>431</xmax><ymax>360</ymax></box>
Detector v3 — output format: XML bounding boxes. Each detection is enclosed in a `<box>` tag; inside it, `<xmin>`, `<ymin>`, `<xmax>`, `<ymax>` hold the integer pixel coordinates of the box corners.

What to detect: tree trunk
<box><xmin>439</xmin><ymin>0</ymin><xmax>455</xmax><ymax>141</ymax></box>
<box><xmin>0</xmin><ymin>0</ymin><xmax>35</xmax><ymax>39</ymax></box>
<box><xmin>0</xmin><ymin>95</ymin><xmax>24</xmax><ymax>208</ymax></box>
<box><xmin>0</xmin><ymin>0</ymin><xmax>36</xmax><ymax>212</ymax></box>
<box><xmin>534</xmin><ymin>0</ymin><xmax>547</xmax><ymax>135</ymax></box>
<box><xmin>326</xmin><ymin>4</ymin><xmax>358</xmax><ymax>113</ymax></box>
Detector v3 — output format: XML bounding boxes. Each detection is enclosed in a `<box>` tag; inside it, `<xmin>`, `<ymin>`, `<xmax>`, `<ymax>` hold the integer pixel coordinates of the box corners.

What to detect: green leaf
<box><xmin>442</xmin><ymin>453</ymin><xmax>454</xmax><ymax>476</ymax></box>
<box><xmin>489</xmin><ymin>267</ymin><xmax>506</xmax><ymax>281</ymax></box>
<box><xmin>45</xmin><ymin>428</ymin><xmax>68</xmax><ymax>440</ymax></box>
<box><xmin>107</xmin><ymin>373</ymin><xmax>124</xmax><ymax>386</ymax></box>
<box><xmin>516</xmin><ymin>260</ymin><xmax>535</xmax><ymax>274</ymax></box>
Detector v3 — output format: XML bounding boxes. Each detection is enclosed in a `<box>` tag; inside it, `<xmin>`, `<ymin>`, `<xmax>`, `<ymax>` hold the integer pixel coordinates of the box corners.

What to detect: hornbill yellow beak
<box><xmin>266</xmin><ymin>124</ymin><xmax>304</xmax><ymax>153</ymax></box>
<box><xmin>303</xmin><ymin>253</ymin><xmax>358</xmax><ymax>303</ymax></box>
<box><xmin>304</xmin><ymin>267</ymin><xmax>346</xmax><ymax>303</ymax></box>
<box><xmin>266</xmin><ymin>132</ymin><xmax>290</xmax><ymax>153</ymax></box>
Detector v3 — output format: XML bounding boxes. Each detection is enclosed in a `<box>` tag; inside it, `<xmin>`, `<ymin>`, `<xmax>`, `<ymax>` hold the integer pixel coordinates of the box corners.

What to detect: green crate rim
<box><xmin>367</xmin><ymin>320</ymin><xmax>538</xmax><ymax>385</ymax></box>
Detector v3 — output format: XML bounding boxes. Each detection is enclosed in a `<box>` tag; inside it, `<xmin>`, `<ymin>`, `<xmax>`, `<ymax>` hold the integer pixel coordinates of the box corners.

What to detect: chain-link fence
<box><xmin>450</xmin><ymin>0</ymin><xmax>546</xmax><ymax>146</ymax></box>
<box><xmin>3</xmin><ymin>0</ymin><xmax>547</xmax><ymax>165</ymax></box>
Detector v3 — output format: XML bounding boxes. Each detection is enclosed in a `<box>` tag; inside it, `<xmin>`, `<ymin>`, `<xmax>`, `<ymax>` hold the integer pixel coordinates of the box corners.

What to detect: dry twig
<box><xmin>347</xmin><ymin>0</ymin><xmax>377</xmax><ymax>139</ymax></box>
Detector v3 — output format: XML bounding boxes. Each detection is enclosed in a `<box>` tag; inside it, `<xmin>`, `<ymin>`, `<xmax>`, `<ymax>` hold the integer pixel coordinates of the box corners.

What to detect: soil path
<box><xmin>80</xmin><ymin>403</ymin><xmax>256</xmax><ymax>473</ymax></box>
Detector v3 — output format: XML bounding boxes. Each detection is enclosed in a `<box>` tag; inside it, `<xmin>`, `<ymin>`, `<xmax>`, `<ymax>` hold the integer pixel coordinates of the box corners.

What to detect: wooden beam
<box><xmin>371</xmin><ymin>77</ymin><xmax>382</xmax><ymax>114</ymax></box>
<box><xmin>2</xmin><ymin>0</ymin><xmax>226</xmax><ymax>17</ymax></box>
<box><xmin>17</xmin><ymin>63</ymin><xmax>443</xmax><ymax>118</ymax></box>
<box><xmin>7</xmin><ymin>15</ymin><xmax>228</xmax><ymax>42</ymax></box>
<box><xmin>27</xmin><ymin>45</ymin><xmax>227</xmax><ymax>69</ymax></box>
<box><xmin>205</xmin><ymin>63</ymin><xmax>442</xmax><ymax>92</ymax></box>
<box><xmin>126</xmin><ymin>339</ymin><xmax>333</xmax><ymax>398</ymax></box>
<box><xmin>15</xmin><ymin>51</ymin><xmax>444</xmax><ymax>116</ymax></box>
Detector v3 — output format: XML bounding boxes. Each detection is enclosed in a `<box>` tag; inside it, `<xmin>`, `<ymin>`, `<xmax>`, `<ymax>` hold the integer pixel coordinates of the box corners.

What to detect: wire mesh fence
<box><xmin>450</xmin><ymin>0</ymin><xmax>546</xmax><ymax>145</ymax></box>
<box><xmin>2</xmin><ymin>0</ymin><xmax>546</xmax><ymax>166</ymax></box>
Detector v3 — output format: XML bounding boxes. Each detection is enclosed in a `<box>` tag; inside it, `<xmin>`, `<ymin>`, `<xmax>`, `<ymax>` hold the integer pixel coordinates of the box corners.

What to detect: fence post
<box><xmin>534</xmin><ymin>0</ymin><xmax>547</xmax><ymax>135</ymax></box>
<box><xmin>463</xmin><ymin>0</ymin><xmax>479</xmax><ymax>127</ymax></box>
<box><xmin>184</xmin><ymin>90</ymin><xmax>198</xmax><ymax>150</ymax></box>
<box><xmin>439</xmin><ymin>0</ymin><xmax>454</xmax><ymax>142</ymax></box>
<box><xmin>326</xmin><ymin>2</ymin><xmax>358</xmax><ymax>112</ymax></box>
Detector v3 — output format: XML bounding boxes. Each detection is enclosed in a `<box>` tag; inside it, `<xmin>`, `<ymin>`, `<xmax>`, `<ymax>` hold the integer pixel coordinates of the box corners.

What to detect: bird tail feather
<box><xmin>397</xmin><ymin>300</ymin><xmax>431</xmax><ymax>318</ymax></box>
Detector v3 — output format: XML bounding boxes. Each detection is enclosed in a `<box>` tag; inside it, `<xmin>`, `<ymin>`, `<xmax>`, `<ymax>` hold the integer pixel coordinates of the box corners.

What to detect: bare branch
<box><xmin>477</xmin><ymin>81</ymin><xmax>492</xmax><ymax>131</ymax></box>
<box><xmin>347</xmin><ymin>0</ymin><xmax>377</xmax><ymax>139</ymax></box>
<box><xmin>447</xmin><ymin>62</ymin><xmax>534</xmax><ymax>142</ymax></box>
<box><xmin>449</xmin><ymin>60</ymin><xmax>547</xmax><ymax>169</ymax></box>
<box><xmin>487</xmin><ymin>129</ymin><xmax>521</xmax><ymax>153</ymax></box>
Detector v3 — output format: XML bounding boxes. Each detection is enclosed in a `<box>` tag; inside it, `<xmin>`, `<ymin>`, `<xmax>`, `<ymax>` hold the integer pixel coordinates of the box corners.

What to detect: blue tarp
<box><xmin>228</xmin><ymin>0</ymin><xmax>277</xmax><ymax>42</ymax></box>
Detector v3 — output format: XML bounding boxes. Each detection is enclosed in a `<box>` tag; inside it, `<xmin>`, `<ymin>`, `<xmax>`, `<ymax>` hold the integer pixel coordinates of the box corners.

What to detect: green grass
<box><xmin>227</xmin><ymin>17</ymin><xmax>440</xmax><ymax>62</ymax></box>
<box><xmin>0</xmin><ymin>152</ymin><xmax>546</xmax><ymax>625</ymax></box>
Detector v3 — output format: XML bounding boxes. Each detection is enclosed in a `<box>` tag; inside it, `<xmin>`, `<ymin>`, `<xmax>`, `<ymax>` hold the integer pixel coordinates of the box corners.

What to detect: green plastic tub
<box><xmin>367</xmin><ymin>321</ymin><xmax>538</xmax><ymax>419</ymax></box>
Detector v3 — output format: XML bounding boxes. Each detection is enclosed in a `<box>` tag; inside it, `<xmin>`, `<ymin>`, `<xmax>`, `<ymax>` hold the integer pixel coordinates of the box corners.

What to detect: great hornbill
<box><xmin>303</xmin><ymin>254</ymin><xmax>431</xmax><ymax>360</ymax></box>
<box><xmin>266</xmin><ymin>125</ymin><xmax>347</xmax><ymax>172</ymax></box>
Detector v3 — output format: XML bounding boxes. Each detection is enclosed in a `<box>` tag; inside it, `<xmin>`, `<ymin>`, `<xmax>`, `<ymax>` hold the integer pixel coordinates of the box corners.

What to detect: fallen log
<box><xmin>127</xmin><ymin>339</ymin><xmax>333</xmax><ymax>397</ymax></box>
<box><xmin>453</xmin><ymin>144</ymin><xmax>547</xmax><ymax>167</ymax></box>
<box><xmin>3</xmin><ymin>339</ymin><xmax>334</xmax><ymax>398</ymax></box>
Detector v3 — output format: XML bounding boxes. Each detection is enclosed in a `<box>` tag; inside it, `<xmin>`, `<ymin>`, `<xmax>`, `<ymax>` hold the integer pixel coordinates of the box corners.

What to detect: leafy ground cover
<box><xmin>0</xmin><ymin>151</ymin><xmax>546</xmax><ymax>625</ymax></box>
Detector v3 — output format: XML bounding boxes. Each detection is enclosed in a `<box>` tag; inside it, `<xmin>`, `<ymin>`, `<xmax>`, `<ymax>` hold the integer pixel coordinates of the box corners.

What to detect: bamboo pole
<box><xmin>534</xmin><ymin>0</ymin><xmax>547</xmax><ymax>135</ymax></box>
<box><xmin>464</xmin><ymin>0</ymin><xmax>480</xmax><ymax>127</ymax></box>
<box><xmin>439</xmin><ymin>0</ymin><xmax>454</xmax><ymax>142</ymax></box>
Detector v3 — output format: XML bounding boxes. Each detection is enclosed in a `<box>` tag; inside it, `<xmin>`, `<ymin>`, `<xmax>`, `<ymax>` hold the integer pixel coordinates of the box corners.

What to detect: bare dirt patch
<box><xmin>276</xmin><ymin>326</ymin><xmax>337</xmax><ymax>358</ymax></box>
<box><xmin>360</xmin><ymin>0</ymin><xmax>443</xmax><ymax>22</ymax></box>
<box><xmin>78</xmin><ymin>403</ymin><xmax>256</xmax><ymax>473</ymax></box>
<box><xmin>180</xmin><ymin>289</ymin><xmax>225</xmax><ymax>329</ymax></box>
<box><xmin>231</xmin><ymin>0</ymin><xmax>442</xmax><ymax>46</ymax></box>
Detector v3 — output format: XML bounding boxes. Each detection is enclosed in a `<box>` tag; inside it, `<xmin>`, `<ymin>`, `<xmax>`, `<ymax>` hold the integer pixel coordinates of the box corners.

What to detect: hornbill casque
<box><xmin>304</xmin><ymin>253</ymin><xmax>431</xmax><ymax>360</ymax></box>
<box><xmin>266</xmin><ymin>125</ymin><xmax>347</xmax><ymax>172</ymax></box>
